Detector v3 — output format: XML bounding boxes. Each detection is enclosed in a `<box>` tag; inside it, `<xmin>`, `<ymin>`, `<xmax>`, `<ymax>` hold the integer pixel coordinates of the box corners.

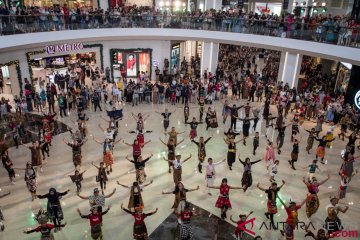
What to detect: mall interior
<box><xmin>0</xmin><ymin>0</ymin><xmax>360</xmax><ymax>240</ymax></box>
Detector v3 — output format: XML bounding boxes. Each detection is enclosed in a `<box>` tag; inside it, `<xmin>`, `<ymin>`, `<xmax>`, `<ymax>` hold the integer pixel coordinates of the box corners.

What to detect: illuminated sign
<box><xmin>355</xmin><ymin>90</ymin><xmax>360</xmax><ymax>110</ymax></box>
<box><xmin>45</xmin><ymin>43</ymin><xmax>84</xmax><ymax>55</ymax></box>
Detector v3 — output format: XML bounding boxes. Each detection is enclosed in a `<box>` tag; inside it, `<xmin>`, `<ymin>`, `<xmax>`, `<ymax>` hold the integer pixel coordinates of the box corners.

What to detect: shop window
<box><xmin>1</xmin><ymin>66</ymin><xmax>10</xmax><ymax>78</ymax></box>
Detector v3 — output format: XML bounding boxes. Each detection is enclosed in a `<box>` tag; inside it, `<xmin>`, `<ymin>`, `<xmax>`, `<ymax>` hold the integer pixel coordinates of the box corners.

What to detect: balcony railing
<box><xmin>0</xmin><ymin>14</ymin><xmax>359</xmax><ymax>48</ymax></box>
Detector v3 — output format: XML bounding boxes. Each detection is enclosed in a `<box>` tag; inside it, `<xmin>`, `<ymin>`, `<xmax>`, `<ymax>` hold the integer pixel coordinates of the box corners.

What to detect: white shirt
<box><xmin>104</xmin><ymin>130</ymin><xmax>114</xmax><ymax>140</ymax></box>
<box><xmin>171</xmin><ymin>160</ymin><xmax>183</xmax><ymax>169</ymax></box>
<box><xmin>201</xmin><ymin>161</ymin><xmax>223</xmax><ymax>176</ymax></box>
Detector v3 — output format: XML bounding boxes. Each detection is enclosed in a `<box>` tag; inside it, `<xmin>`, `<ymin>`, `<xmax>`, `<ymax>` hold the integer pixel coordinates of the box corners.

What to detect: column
<box><xmin>345</xmin><ymin>65</ymin><xmax>360</xmax><ymax>105</ymax></box>
<box><xmin>200</xmin><ymin>41</ymin><xmax>219</xmax><ymax>75</ymax></box>
<box><xmin>99</xmin><ymin>0</ymin><xmax>109</xmax><ymax>10</ymax></box>
<box><xmin>204</xmin><ymin>0</ymin><xmax>222</xmax><ymax>10</ymax></box>
<box><xmin>277</xmin><ymin>51</ymin><xmax>302</xmax><ymax>89</ymax></box>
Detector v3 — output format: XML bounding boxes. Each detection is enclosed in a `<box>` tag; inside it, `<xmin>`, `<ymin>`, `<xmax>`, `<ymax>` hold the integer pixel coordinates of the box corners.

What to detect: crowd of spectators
<box><xmin>0</xmin><ymin>4</ymin><xmax>358</xmax><ymax>46</ymax></box>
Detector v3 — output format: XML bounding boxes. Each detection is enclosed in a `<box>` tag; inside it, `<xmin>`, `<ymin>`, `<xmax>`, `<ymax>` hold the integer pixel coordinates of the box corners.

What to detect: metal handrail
<box><xmin>0</xmin><ymin>14</ymin><xmax>358</xmax><ymax>48</ymax></box>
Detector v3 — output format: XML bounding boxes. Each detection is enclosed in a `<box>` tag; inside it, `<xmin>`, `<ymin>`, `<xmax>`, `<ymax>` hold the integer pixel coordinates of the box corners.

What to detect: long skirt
<box><xmin>326</xmin><ymin>133</ymin><xmax>334</xmax><ymax>148</ymax></box>
<box><xmin>316</xmin><ymin>146</ymin><xmax>325</xmax><ymax>158</ymax></box>
<box><xmin>103</xmin><ymin>152</ymin><xmax>114</xmax><ymax>166</ymax></box>
<box><xmin>215</xmin><ymin>196</ymin><xmax>231</xmax><ymax>209</ymax></box>
<box><xmin>26</xmin><ymin>178</ymin><xmax>37</xmax><ymax>193</ymax></box>
<box><xmin>291</xmin><ymin>152</ymin><xmax>298</xmax><ymax>162</ymax></box>
<box><xmin>173</xmin><ymin>168</ymin><xmax>182</xmax><ymax>184</ymax></box>
<box><xmin>91</xmin><ymin>224</ymin><xmax>102</xmax><ymax>240</ymax></box>
<box><xmin>47</xmin><ymin>203</ymin><xmax>63</xmax><ymax>222</ymax></box>
<box><xmin>306</xmin><ymin>193</ymin><xmax>319</xmax><ymax>218</ymax></box>
<box><xmin>241</xmin><ymin>171</ymin><xmax>252</xmax><ymax>188</ymax></box>
<box><xmin>133</xmin><ymin>223</ymin><xmax>148</xmax><ymax>238</ymax></box>
<box><xmin>267</xmin><ymin>200</ymin><xmax>277</xmax><ymax>214</ymax></box>
<box><xmin>180</xmin><ymin>223</ymin><xmax>193</xmax><ymax>240</ymax></box>
<box><xmin>338</xmin><ymin>186</ymin><xmax>347</xmax><ymax>199</ymax></box>
<box><xmin>136</xmin><ymin>169</ymin><xmax>146</xmax><ymax>184</ymax></box>
<box><xmin>189</xmin><ymin>129</ymin><xmax>197</xmax><ymax>140</ymax></box>
<box><xmin>227</xmin><ymin>152</ymin><xmax>236</xmax><ymax>166</ymax></box>
<box><xmin>306</xmin><ymin>137</ymin><xmax>314</xmax><ymax>150</ymax></box>
<box><xmin>324</xmin><ymin>217</ymin><xmax>343</xmax><ymax>234</ymax></box>
<box><xmin>73</xmin><ymin>152</ymin><xmax>82</xmax><ymax>167</ymax></box>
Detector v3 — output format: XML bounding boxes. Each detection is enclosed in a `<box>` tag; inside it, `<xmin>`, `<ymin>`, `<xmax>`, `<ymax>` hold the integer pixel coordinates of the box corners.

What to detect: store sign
<box><xmin>45</xmin><ymin>43</ymin><xmax>84</xmax><ymax>55</ymax></box>
<box><xmin>355</xmin><ymin>90</ymin><xmax>360</xmax><ymax>110</ymax></box>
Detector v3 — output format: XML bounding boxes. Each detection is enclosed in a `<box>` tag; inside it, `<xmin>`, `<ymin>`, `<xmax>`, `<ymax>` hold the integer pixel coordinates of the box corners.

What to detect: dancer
<box><xmin>167</xmin><ymin>126</ymin><xmax>185</xmax><ymax>145</ymax></box>
<box><xmin>344</xmin><ymin>132</ymin><xmax>359</xmax><ymax>155</ymax></box>
<box><xmin>0</xmin><ymin>191</ymin><xmax>10</xmax><ymax>231</ymax></box>
<box><xmin>192</xmin><ymin>136</ymin><xmax>212</xmax><ymax>173</ymax></box>
<box><xmin>24</xmin><ymin>221</ymin><xmax>66</xmax><ymax>239</ymax></box>
<box><xmin>338</xmin><ymin>169</ymin><xmax>358</xmax><ymax>199</ymax></box>
<box><xmin>253</xmin><ymin>132</ymin><xmax>260</xmax><ymax>155</ymax></box>
<box><xmin>93</xmin><ymin>137</ymin><xmax>122</xmax><ymax>174</ymax></box>
<box><xmin>131</xmin><ymin>113</ymin><xmax>150</xmax><ymax>133</ymax></box>
<box><xmin>227</xmin><ymin>104</ymin><xmax>243</xmax><ymax>130</ymax></box>
<box><xmin>221</xmin><ymin>99</ymin><xmax>231</xmax><ymax>124</ymax></box>
<box><xmin>236</xmin><ymin>116</ymin><xmax>255</xmax><ymax>145</ymax></box>
<box><xmin>78</xmin><ymin>205</ymin><xmax>111</xmax><ymax>240</ymax></box>
<box><xmin>208</xmin><ymin>178</ymin><xmax>245</xmax><ymax>219</ymax></box>
<box><xmin>126</xmin><ymin>154</ymin><xmax>153</xmax><ymax>184</ymax></box>
<box><xmin>185</xmin><ymin>117</ymin><xmax>203</xmax><ymax>140</ymax></box>
<box><xmin>37</xmin><ymin>188</ymin><xmax>70</xmax><ymax>230</ymax></box>
<box><xmin>239</xmin><ymin>156</ymin><xmax>262</xmax><ymax>191</ymax></box>
<box><xmin>69</xmin><ymin>170</ymin><xmax>86</xmax><ymax>193</ymax></box>
<box><xmin>117</xmin><ymin>180</ymin><xmax>153</xmax><ymax>210</ymax></box>
<box><xmin>288</xmin><ymin>138</ymin><xmax>301</xmax><ymax>170</ymax></box>
<box><xmin>123</xmin><ymin>139</ymin><xmax>151</xmax><ymax>162</ymax></box>
<box><xmin>325</xmin><ymin>123</ymin><xmax>335</xmax><ymax>148</ymax></box>
<box><xmin>155</xmin><ymin>108</ymin><xmax>176</xmax><ymax>132</ymax></box>
<box><xmin>264</xmin><ymin>113</ymin><xmax>276</xmax><ymax>139</ymax></box>
<box><xmin>121</xmin><ymin>203</ymin><xmax>157</xmax><ymax>240</ymax></box>
<box><xmin>201</xmin><ymin>158</ymin><xmax>225</xmax><ymax>196</ymax></box>
<box><xmin>19</xmin><ymin>162</ymin><xmax>38</xmax><ymax>201</ymax></box>
<box><xmin>205</xmin><ymin>107</ymin><xmax>218</xmax><ymax>130</ymax></box>
<box><xmin>304</xmin><ymin>228</ymin><xmax>334</xmax><ymax>240</ymax></box>
<box><xmin>324</xmin><ymin>196</ymin><xmax>349</xmax><ymax>234</ymax></box>
<box><xmin>197</xmin><ymin>96</ymin><xmax>205</xmax><ymax>121</ymax></box>
<box><xmin>303</xmin><ymin>175</ymin><xmax>330</xmax><ymax>218</ymax></box>
<box><xmin>223</xmin><ymin>136</ymin><xmax>244</xmax><ymax>170</ymax></box>
<box><xmin>162</xmin><ymin>182</ymin><xmax>199</xmax><ymax>216</ymax></box>
<box><xmin>179</xmin><ymin>203</ymin><xmax>199</xmax><ymax>240</ymax></box>
<box><xmin>315</xmin><ymin>136</ymin><xmax>336</xmax><ymax>164</ymax></box>
<box><xmin>338</xmin><ymin>114</ymin><xmax>350</xmax><ymax>141</ymax></box>
<box><xmin>63</xmin><ymin>137</ymin><xmax>88</xmax><ymax>169</ymax></box>
<box><xmin>224</xmin><ymin>128</ymin><xmax>240</xmax><ymax>140</ymax></box>
<box><xmin>275</xmin><ymin>122</ymin><xmax>291</xmax><ymax>155</ymax></box>
<box><xmin>279</xmin><ymin>196</ymin><xmax>306</xmax><ymax>240</ymax></box>
<box><xmin>24</xmin><ymin>141</ymin><xmax>43</xmax><ymax>173</ymax></box>
<box><xmin>305</xmin><ymin>128</ymin><xmax>319</xmax><ymax>154</ymax></box>
<box><xmin>164</xmin><ymin>154</ymin><xmax>192</xmax><ymax>184</ymax></box>
<box><xmin>160</xmin><ymin>137</ymin><xmax>184</xmax><ymax>173</ymax></box>
<box><xmin>77</xmin><ymin>188</ymin><xmax>116</xmax><ymax>222</ymax></box>
<box><xmin>257</xmin><ymin>180</ymin><xmax>285</xmax><ymax>229</ymax></box>
<box><xmin>230</xmin><ymin>211</ymin><xmax>254</xmax><ymax>239</ymax></box>
<box><xmin>305</xmin><ymin>160</ymin><xmax>321</xmax><ymax>179</ymax></box>
<box><xmin>91</xmin><ymin>162</ymin><xmax>108</xmax><ymax>194</ymax></box>
<box><xmin>1</xmin><ymin>152</ymin><xmax>16</xmax><ymax>184</ymax></box>
<box><xmin>269</xmin><ymin>160</ymin><xmax>280</xmax><ymax>183</ymax></box>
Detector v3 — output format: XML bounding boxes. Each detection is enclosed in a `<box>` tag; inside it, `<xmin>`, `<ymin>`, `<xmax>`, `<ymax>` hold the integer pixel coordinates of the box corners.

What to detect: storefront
<box><xmin>110</xmin><ymin>48</ymin><xmax>152</xmax><ymax>81</ymax></box>
<box><xmin>0</xmin><ymin>60</ymin><xmax>22</xmax><ymax>96</ymax></box>
<box><xmin>335</xmin><ymin>62</ymin><xmax>352</xmax><ymax>95</ymax></box>
<box><xmin>171</xmin><ymin>43</ymin><xmax>180</xmax><ymax>69</ymax></box>
<box><xmin>22</xmin><ymin>0</ymin><xmax>94</xmax><ymax>9</ymax></box>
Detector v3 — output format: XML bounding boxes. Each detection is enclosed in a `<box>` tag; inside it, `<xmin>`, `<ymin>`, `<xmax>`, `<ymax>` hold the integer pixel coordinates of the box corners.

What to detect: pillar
<box><xmin>277</xmin><ymin>51</ymin><xmax>302</xmax><ymax>89</ymax></box>
<box><xmin>204</xmin><ymin>0</ymin><xmax>222</xmax><ymax>10</ymax></box>
<box><xmin>345</xmin><ymin>65</ymin><xmax>360</xmax><ymax>105</ymax></box>
<box><xmin>200</xmin><ymin>42</ymin><xmax>219</xmax><ymax>76</ymax></box>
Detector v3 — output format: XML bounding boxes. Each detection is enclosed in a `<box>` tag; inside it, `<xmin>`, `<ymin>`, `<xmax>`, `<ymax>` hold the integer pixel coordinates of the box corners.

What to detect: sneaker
<box><xmin>11</xmin><ymin>181</ymin><xmax>16</xmax><ymax>185</ymax></box>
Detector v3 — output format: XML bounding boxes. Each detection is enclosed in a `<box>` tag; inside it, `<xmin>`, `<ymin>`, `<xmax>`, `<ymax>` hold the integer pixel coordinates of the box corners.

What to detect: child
<box><xmin>253</xmin><ymin>132</ymin><xmax>259</xmax><ymax>155</ymax></box>
<box><xmin>269</xmin><ymin>160</ymin><xmax>279</xmax><ymax>182</ymax></box>
<box><xmin>69</xmin><ymin>170</ymin><xmax>86</xmax><ymax>193</ymax></box>
<box><xmin>325</xmin><ymin>123</ymin><xmax>335</xmax><ymax>148</ymax></box>
<box><xmin>305</xmin><ymin>160</ymin><xmax>320</xmax><ymax>179</ymax></box>
<box><xmin>230</xmin><ymin>211</ymin><xmax>254</xmax><ymax>239</ymax></box>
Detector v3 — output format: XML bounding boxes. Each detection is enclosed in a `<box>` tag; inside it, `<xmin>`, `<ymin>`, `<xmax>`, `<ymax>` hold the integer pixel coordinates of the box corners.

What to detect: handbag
<box><xmin>95</xmin><ymin>176</ymin><xmax>99</xmax><ymax>182</ymax></box>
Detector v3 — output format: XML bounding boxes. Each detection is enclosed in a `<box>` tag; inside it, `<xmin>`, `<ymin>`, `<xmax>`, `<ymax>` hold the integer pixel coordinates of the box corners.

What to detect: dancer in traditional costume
<box><xmin>257</xmin><ymin>180</ymin><xmax>285</xmax><ymax>229</ymax></box>
<box><xmin>117</xmin><ymin>181</ymin><xmax>153</xmax><ymax>210</ymax></box>
<box><xmin>123</xmin><ymin>139</ymin><xmax>151</xmax><ymax>162</ymax></box>
<box><xmin>208</xmin><ymin>178</ymin><xmax>244</xmax><ymax>220</ymax></box>
<box><xmin>192</xmin><ymin>136</ymin><xmax>212</xmax><ymax>173</ymax></box>
<box><xmin>155</xmin><ymin>108</ymin><xmax>176</xmax><ymax>132</ymax></box>
<box><xmin>223</xmin><ymin>137</ymin><xmax>244</xmax><ymax>170</ymax></box>
<box><xmin>201</xmin><ymin>158</ymin><xmax>225</xmax><ymax>196</ymax></box>
<box><xmin>63</xmin><ymin>137</ymin><xmax>87</xmax><ymax>169</ymax></box>
<box><xmin>185</xmin><ymin>117</ymin><xmax>203</xmax><ymax>140</ymax></box>
<box><xmin>126</xmin><ymin>154</ymin><xmax>153</xmax><ymax>184</ymax></box>
<box><xmin>315</xmin><ymin>136</ymin><xmax>335</xmax><ymax>164</ymax></box>
<box><xmin>279</xmin><ymin>196</ymin><xmax>306</xmax><ymax>240</ymax></box>
<box><xmin>305</xmin><ymin>128</ymin><xmax>319</xmax><ymax>154</ymax></box>
<box><xmin>324</xmin><ymin>196</ymin><xmax>349</xmax><ymax>234</ymax></box>
<box><xmin>121</xmin><ymin>203</ymin><xmax>157</xmax><ymax>240</ymax></box>
<box><xmin>24</xmin><ymin>221</ymin><xmax>66</xmax><ymax>240</ymax></box>
<box><xmin>37</xmin><ymin>188</ymin><xmax>70</xmax><ymax>230</ymax></box>
<box><xmin>302</xmin><ymin>175</ymin><xmax>330</xmax><ymax>218</ymax></box>
<box><xmin>239</xmin><ymin>156</ymin><xmax>261</xmax><ymax>191</ymax></box>
<box><xmin>160</xmin><ymin>137</ymin><xmax>184</xmax><ymax>173</ymax></box>
<box><xmin>230</xmin><ymin>211</ymin><xmax>254</xmax><ymax>239</ymax></box>
<box><xmin>93</xmin><ymin>137</ymin><xmax>122</xmax><ymax>174</ymax></box>
<box><xmin>68</xmin><ymin>170</ymin><xmax>86</xmax><ymax>193</ymax></box>
<box><xmin>164</xmin><ymin>154</ymin><xmax>192</xmax><ymax>184</ymax></box>
<box><xmin>78</xmin><ymin>205</ymin><xmax>111</xmax><ymax>240</ymax></box>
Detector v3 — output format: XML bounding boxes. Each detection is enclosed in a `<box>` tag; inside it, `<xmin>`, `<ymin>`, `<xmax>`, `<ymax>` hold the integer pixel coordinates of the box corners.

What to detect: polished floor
<box><xmin>0</xmin><ymin>96</ymin><xmax>359</xmax><ymax>240</ymax></box>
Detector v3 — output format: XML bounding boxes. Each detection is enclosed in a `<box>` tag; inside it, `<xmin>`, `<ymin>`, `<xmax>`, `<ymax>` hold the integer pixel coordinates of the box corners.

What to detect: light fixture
<box><xmin>293</xmin><ymin>2</ymin><xmax>297</xmax><ymax>6</ymax></box>
<box><xmin>165</xmin><ymin>1</ymin><xmax>170</xmax><ymax>6</ymax></box>
<box><xmin>313</xmin><ymin>2</ymin><xmax>317</xmax><ymax>6</ymax></box>
<box><xmin>159</xmin><ymin>1</ymin><xmax>164</xmax><ymax>7</ymax></box>
<box><xmin>321</xmin><ymin>2</ymin><xmax>326</xmax><ymax>6</ymax></box>
<box><xmin>175</xmin><ymin>0</ymin><xmax>181</xmax><ymax>7</ymax></box>
<box><xmin>182</xmin><ymin>2</ymin><xmax>186</xmax><ymax>7</ymax></box>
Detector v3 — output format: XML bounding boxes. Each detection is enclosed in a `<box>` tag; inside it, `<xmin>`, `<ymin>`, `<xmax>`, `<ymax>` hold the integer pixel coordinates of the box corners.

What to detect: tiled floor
<box><xmin>0</xmin><ymin>97</ymin><xmax>359</xmax><ymax>240</ymax></box>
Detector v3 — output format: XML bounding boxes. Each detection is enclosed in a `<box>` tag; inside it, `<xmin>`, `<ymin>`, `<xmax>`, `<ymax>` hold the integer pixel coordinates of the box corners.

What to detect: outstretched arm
<box><xmin>279</xmin><ymin>180</ymin><xmax>286</xmax><ymax>189</ymax></box>
<box><xmin>121</xmin><ymin>203</ymin><xmax>133</xmax><ymax>214</ymax></box>
<box><xmin>318</xmin><ymin>174</ymin><xmax>330</xmax><ymax>186</ymax></box>
<box><xmin>159</xmin><ymin>138</ymin><xmax>167</xmax><ymax>146</ymax></box>
<box><xmin>0</xmin><ymin>192</ymin><xmax>10</xmax><ymax>199</ymax></box>
<box><xmin>188</xmin><ymin>186</ymin><xmax>200</xmax><ymax>192</ymax></box>
<box><xmin>91</xmin><ymin>162</ymin><xmax>100</xmax><ymax>169</ymax></box>
<box><xmin>257</xmin><ymin>183</ymin><xmax>266</xmax><ymax>191</ymax></box>
<box><xmin>116</xmin><ymin>182</ymin><xmax>129</xmax><ymax>188</ymax></box>
<box><xmin>104</xmin><ymin>188</ymin><xmax>116</xmax><ymax>198</ymax></box>
<box><xmin>182</xmin><ymin>154</ymin><xmax>192</xmax><ymax>163</ymax></box>
<box><xmin>230</xmin><ymin>215</ymin><xmax>237</xmax><ymax>224</ymax></box>
<box><xmin>98</xmin><ymin>124</ymin><xmax>105</xmax><ymax>132</ymax></box>
<box><xmin>77</xmin><ymin>192</ymin><xmax>89</xmax><ymax>200</ymax></box>
<box><xmin>176</xmin><ymin>139</ymin><xmax>185</xmax><ymax>146</ymax></box>
<box><xmin>142</xmin><ymin>180</ymin><xmax>153</xmax><ymax>188</ymax></box>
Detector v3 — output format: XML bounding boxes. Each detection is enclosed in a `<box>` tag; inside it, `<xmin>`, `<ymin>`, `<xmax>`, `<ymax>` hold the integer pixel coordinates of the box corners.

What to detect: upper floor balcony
<box><xmin>0</xmin><ymin>14</ymin><xmax>359</xmax><ymax>49</ymax></box>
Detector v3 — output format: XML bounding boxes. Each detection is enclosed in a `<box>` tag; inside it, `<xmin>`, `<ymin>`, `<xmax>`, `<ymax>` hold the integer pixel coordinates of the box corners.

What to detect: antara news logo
<box><xmin>240</xmin><ymin>217</ymin><xmax>359</xmax><ymax>238</ymax></box>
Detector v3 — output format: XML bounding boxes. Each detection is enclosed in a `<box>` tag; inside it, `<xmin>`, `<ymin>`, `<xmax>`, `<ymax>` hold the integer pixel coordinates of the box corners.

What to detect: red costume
<box><xmin>215</xmin><ymin>184</ymin><xmax>232</xmax><ymax>209</ymax></box>
<box><xmin>137</xmin><ymin>133</ymin><xmax>144</xmax><ymax>147</ymax></box>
